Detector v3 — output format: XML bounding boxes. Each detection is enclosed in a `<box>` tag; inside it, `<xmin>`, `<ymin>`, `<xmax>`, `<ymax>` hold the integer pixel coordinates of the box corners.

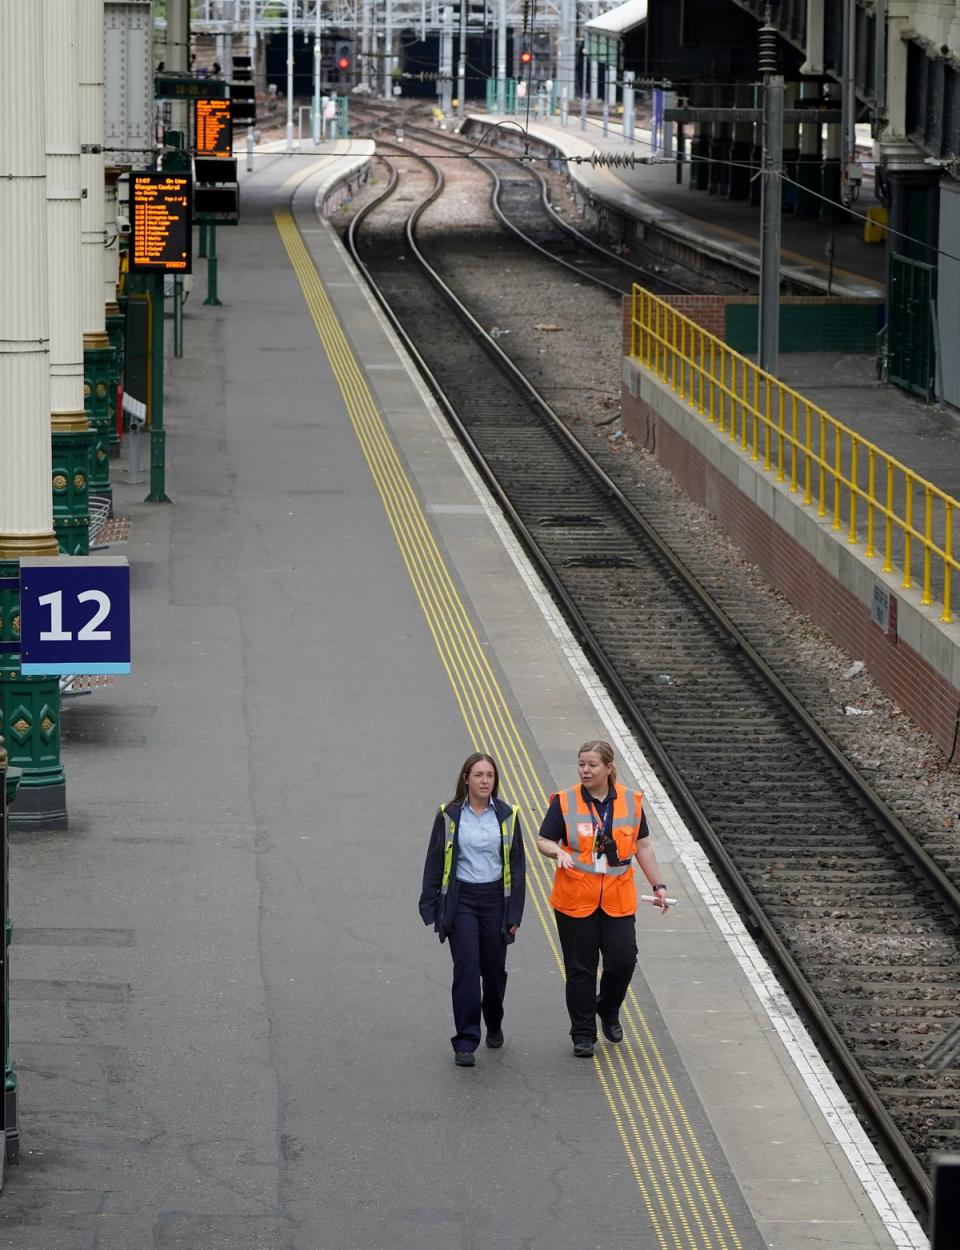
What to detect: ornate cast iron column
<box><xmin>0</xmin><ymin>3</ymin><xmax>68</xmax><ymax>832</ymax></box>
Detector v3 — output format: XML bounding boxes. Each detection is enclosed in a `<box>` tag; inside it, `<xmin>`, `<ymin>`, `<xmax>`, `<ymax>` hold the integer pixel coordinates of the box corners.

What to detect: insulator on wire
<box><xmin>573</xmin><ymin>150</ymin><xmax>656</xmax><ymax>170</ymax></box>
<box><xmin>758</xmin><ymin>20</ymin><xmax>778</xmax><ymax>76</ymax></box>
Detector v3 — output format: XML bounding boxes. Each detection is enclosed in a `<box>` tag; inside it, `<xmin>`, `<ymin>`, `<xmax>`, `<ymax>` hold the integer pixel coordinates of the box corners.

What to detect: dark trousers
<box><xmin>448</xmin><ymin>882</ymin><xmax>507</xmax><ymax>1053</ymax></box>
<box><xmin>555</xmin><ymin>908</ymin><xmax>637</xmax><ymax>1042</ymax></box>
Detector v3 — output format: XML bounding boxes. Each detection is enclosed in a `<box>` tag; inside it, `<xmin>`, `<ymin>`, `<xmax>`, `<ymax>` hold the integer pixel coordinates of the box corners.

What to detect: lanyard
<box><xmin>587</xmin><ymin>794</ymin><xmax>610</xmax><ymax>851</ymax></box>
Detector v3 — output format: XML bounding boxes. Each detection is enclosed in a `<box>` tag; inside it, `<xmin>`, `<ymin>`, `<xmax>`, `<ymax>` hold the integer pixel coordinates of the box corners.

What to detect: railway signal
<box><xmin>519</xmin><ymin>44</ymin><xmax>532</xmax><ymax>67</ymax></box>
<box><xmin>334</xmin><ymin>40</ymin><xmax>352</xmax><ymax>73</ymax></box>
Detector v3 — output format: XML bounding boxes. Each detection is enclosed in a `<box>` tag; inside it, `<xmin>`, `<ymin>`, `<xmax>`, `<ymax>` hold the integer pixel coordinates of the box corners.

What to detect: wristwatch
<box><xmin>652</xmin><ymin>883</ymin><xmax>668</xmax><ymax>892</ymax></box>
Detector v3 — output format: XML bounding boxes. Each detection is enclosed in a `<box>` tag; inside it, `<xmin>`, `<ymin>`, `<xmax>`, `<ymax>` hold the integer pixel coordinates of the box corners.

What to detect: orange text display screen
<box><xmin>130</xmin><ymin>173</ymin><xmax>192</xmax><ymax>273</ymax></box>
<box><xmin>196</xmin><ymin>98</ymin><xmax>233</xmax><ymax>158</ymax></box>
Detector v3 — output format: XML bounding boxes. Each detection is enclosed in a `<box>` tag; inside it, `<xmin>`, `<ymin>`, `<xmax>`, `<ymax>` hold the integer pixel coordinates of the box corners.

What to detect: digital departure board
<box><xmin>155</xmin><ymin>74</ymin><xmax>226</xmax><ymax>100</ymax></box>
<box><xmin>195</xmin><ymin>98</ymin><xmax>233</xmax><ymax>158</ymax></box>
<box><xmin>130</xmin><ymin>172</ymin><xmax>192</xmax><ymax>273</ymax></box>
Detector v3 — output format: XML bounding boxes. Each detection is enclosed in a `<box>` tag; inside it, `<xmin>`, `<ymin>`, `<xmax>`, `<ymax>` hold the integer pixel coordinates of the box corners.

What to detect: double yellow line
<box><xmin>276</xmin><ymin>206</ymin><xmax>743</xmax><ymax>1250</ymax></box>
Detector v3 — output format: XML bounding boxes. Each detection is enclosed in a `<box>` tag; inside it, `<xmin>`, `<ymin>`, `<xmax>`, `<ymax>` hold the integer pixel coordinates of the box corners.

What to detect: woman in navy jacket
<box><xmin>419</xmin><ymin>753</ymin><xmax>526</xmax><ymax>1066</ymax></box>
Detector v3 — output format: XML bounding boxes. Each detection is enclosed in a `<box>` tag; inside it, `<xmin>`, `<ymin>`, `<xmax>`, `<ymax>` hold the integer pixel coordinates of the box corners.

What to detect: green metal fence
<box><xmin>888</xmin><ymin>253</ymin><xmax>937</xmax><ymax>398</ymax></box>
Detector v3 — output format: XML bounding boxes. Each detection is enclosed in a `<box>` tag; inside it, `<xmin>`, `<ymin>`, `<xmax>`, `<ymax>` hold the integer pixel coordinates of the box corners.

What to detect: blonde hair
<box><xmin>578</xmin><ymin>739</ymin><xmax>617</xmax><ymax>785</ymax></box>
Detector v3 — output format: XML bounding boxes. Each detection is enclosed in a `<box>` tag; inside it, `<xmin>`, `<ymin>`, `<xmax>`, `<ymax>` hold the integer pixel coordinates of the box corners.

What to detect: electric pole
<box><xmin>758</xmin><ymin>12</ymin><xmax>783</xmax><ymax>375</ymax></box>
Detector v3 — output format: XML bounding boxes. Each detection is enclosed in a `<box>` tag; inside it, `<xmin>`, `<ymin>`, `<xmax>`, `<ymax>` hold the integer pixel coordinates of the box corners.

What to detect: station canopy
<box><xmin>584</xmin><ymin>0</ymin><xmax>647</xmax><ymax>66</ymax></box>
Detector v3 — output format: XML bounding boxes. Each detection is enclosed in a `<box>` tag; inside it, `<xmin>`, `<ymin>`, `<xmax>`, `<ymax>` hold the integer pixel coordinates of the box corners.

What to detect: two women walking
<box><xmin>420</xmin><ymin>741</ymin><xmax>669</xmax><ymax>1064</ymax></box>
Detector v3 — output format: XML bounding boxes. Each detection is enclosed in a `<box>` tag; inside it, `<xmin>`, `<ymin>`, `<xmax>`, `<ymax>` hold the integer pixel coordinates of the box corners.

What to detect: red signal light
<box><xmin>338</xmin><ymin>55</ymin><xmax>350</xmax><ymax>70</ymax></box>
<box><xmin>520</xmin><ymin>49</ymin><xmax>532</xmax><ymax>65</ymax></box>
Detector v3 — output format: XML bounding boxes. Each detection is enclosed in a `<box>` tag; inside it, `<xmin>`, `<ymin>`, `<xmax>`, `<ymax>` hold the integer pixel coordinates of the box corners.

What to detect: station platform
<box><xmin>0</xmin><ymin>152</ymin><xmax>926</xmax><ymax>1249</ymax></box>
<box><xmin>467</xmin><ymin>111</ymin><xmax>885</xmax><ymax>300</ymax></box>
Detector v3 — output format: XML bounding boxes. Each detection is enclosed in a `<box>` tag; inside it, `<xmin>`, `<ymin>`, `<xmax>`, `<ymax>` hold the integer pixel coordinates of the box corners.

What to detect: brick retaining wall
<box><xmin>621</xmin><ymin>368</ymin><xmax>960</xmax><ymax>756</ymax></box>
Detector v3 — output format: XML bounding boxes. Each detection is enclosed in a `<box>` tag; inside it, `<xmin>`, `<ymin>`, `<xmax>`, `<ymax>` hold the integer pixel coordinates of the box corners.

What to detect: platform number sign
<box><xmin>19</xmin><ymin>558</ymin><xmax>131</xmax><ymax>676</ymax></box>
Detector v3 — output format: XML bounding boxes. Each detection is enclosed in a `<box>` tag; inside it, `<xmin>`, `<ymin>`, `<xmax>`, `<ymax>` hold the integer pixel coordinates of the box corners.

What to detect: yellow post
<box><xmin>903</xmin><ymin>476</ymin><xmax>914</xmax><ymax>589</ymax></box>
<box><xmin>832</xmin><ymin>426</ymin><xmax>842</xmax><ymax>528</ymax></box>
<box><xmin>943</xmin><ymin>508</ymin><xmax>953</xmax><ymax>623</ymax></box>
<box><xmin>922</xmin><ymin>486</ymin><xmax>933</xmax><ymax>604</ymax></box>
<box><xmin>805</xmin><ymin>404</ymin><xmax>814</xmax><ymax>507</ymax></box>
<box><xmin>790</xmin><ymin>394</ymin><xmax>798</xmax><ymax>492</ymax></box>
<box><xmin>866</xmin><ymin>448</ymin><xmax>876</xmax><ymax>557</ymax></box>
<box><xmin>776</xmin><ymin>387</ymin><xmax>784</xmax><ymax>480</ymax></box>
<box><xmin>884</xmin><ymin>462</ymin><xmax>894</xmax><ymax>572</ymax></box>
<box><xmin>848</xmin><ymin>438</ymin><xmax>859</xmax><ymax>544</ymax></box>
<box><xmin>670</xmin><ymin>309</ymin><xmax>677</xmax><ymax>392</ymax></box>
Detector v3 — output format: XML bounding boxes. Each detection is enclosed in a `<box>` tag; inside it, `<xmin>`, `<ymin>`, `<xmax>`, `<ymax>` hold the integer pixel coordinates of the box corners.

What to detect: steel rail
<box><xmin>340</xmin><ymin>143</ymin><xmax>947</xmax><ymax>1209</ymax></box>
<box><xmin>350</xmin><ymin>104</ymin><xmax>691</xmax><ymax>295</ymax></box>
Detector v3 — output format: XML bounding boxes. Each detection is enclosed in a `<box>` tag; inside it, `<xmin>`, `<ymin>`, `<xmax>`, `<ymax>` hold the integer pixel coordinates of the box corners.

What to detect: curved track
<box><xmin>352</xmin><ymin>104</ymin><xmax>691</xmax><ymax>297</ymax></box>
<box><xmin>340</xmin><ymin>137</ymin><xmax>960</xmax><ymax>1212</ymax></box>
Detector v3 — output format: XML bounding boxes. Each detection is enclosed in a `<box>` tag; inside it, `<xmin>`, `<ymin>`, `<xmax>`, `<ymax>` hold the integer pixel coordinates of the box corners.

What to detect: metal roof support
<box><xmin>758</xmin><ymin>12</ymin><xmax>783</xmax><ymax>376</ymax></box>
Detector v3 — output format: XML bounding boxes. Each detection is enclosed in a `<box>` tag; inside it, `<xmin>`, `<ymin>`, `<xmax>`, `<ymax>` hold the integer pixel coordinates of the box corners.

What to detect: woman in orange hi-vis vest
<box><xmin>536</xmin><ymin>740</ymin><xmax>669</xmax><ymax>1058</ymax></box>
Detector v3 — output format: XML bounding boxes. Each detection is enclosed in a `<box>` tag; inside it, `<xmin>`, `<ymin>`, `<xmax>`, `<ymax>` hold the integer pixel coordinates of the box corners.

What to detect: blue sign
<box><xmin>19</xmin><ymin>557</ymin><xmax>131</xmax><ymax>676</ymax></box>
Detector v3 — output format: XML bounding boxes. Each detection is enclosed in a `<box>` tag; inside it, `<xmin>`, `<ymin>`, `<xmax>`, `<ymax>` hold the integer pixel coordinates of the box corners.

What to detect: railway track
<box><xmin>336</xmin><ymin>135</ymin><xmax>960</xmax><ymax>1211</ymax></box>
<box><xmin>351</xmin><ymin>104</ymin><xmax>692</xmax><ymax>297</ymax></box>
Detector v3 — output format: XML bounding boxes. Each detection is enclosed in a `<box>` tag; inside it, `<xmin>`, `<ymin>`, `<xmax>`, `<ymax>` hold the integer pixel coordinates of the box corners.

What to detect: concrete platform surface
<box><xmin>0</xmin><ymin>152</ymin><xmax>924</xmax><ymax>1250</ymax></box>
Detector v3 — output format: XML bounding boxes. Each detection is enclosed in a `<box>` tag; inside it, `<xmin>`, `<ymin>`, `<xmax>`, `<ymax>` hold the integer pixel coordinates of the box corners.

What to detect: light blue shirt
<box><xmin>456</xmin><ymin>799</ymin><xmax>503</xmax><ymax>884</ymax></box>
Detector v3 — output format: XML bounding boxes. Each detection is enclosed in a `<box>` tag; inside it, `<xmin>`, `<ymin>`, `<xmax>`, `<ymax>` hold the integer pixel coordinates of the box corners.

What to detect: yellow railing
<box><xmin>630</xmin><ymin>285</ymin><xmax>960</xmax><ymax>624</ymax></box>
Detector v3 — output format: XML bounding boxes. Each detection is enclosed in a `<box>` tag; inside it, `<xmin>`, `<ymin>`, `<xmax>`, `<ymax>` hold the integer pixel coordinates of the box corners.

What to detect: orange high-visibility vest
<box><xmin>550</xmin><ymin>785</ymin><xmax>643</xmax><ymax>918</ymax></box>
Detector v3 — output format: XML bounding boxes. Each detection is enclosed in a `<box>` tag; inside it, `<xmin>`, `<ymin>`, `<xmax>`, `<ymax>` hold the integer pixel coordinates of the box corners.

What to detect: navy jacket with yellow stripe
<box><xmin>418</xmin><ymin>796</ymin><xmax>526</xmax><ymax>943</ymax></box>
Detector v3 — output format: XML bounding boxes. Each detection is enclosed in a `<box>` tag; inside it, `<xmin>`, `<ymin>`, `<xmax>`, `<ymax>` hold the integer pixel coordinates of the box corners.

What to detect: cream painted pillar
<box><xmin>79</xmin><ymin>0</ymin><xmax>106</xmax><ymax>346</ymax></box>
<box><xmin>0</xmin><ymin>3</ymin><xmax>57</xmax><ymax>556</ymax></box>
<box><xmin>883</xmin><ymin>13</ymin><xmax>909</xmax><ymax>141</ymax></box>
<box><xmin>1</xmin><ymin>1</ymin><xmax>67</xmax><ymax>840</ymax></box>
<box><xmin>166</xmin><ymin>0</ymin><xmax>191</xmax><ymax>131</ymax></box>
<box><xmin>45</xmin><ymin>0</ymin><xmax>94</xmax><ymax>555</ymax></box>
<box><xmin>79</xmin><ymin>0</ymin><xmax>115</xmax><ymax>504</ymax></box>
<box><xmin>104</xmin><ymin>171</ymin><xmax>121</xmax><ymax>318</ymax></box>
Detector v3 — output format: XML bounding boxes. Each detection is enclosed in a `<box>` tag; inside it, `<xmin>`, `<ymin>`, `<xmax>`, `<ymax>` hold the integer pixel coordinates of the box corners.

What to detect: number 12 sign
<box><xmin>19</xmin><ymin>558</ymin><xmax>131</xmax><ymax>676</ymax></box>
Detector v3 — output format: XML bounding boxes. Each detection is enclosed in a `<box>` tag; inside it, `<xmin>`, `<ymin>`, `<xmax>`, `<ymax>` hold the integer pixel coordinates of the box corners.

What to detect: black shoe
<box><xmin>573</xmin><ymin>1039</ymin><xmax>595</xmax><ymax>1058</ymax></box>
<box><xmin>485</xmin><ymin>1028</ymin><xmax>504</xmax><ymax>1049</ymax></box>
<box><xmin>454</xmin><ymin>1051</ymin><xmax>476</xmax><ymax>1067</ymax></box>
<box><xmin>600</xmin><ymin>1017</ymin><xmax>623</xmax><ymax>1044</ymax></box>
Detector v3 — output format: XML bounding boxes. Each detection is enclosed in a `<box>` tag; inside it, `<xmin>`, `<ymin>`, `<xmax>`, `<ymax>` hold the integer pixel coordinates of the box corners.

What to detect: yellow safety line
<box><xmin>275</xmin><ymin>206</ymin><xmax>743</xmax><ymax>1250</ymax></box>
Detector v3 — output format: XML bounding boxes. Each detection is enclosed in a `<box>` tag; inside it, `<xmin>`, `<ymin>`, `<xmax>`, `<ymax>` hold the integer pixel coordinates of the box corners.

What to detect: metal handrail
<box><xmin>630</xmin><ymin>284</ymin><xmax>960</xmax><ymax>623</ymax></box>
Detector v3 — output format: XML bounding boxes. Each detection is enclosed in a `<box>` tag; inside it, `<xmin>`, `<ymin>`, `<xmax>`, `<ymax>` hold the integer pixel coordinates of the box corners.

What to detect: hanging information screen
<box><xmin>130</xmin><ymin>172</ymin><xmax>192</xmax><ymax>273</ymax></box>
<box><xmin>195</xmin><ymin>98</ymin><xmax>233</xmax><ymax>158</ymax></box>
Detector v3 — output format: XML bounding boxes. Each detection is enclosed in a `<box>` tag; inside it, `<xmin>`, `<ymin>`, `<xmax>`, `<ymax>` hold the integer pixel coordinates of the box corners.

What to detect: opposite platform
<box><xmin>467</xmin><ymin>111</ymin><xmax>885</xmax><ymax>300</ymax></box>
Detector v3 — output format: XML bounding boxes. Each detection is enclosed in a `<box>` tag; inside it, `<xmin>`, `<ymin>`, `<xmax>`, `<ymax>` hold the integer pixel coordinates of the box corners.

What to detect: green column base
<box><xmin>106</xmin><ymin>308</ymin><xmax>124</xmax><ymax>458</ymax></box>
<box><xmin>4</xmin><ymin>1070</ymin><xmax>18</xmax><ymax>1166</ymax></box>
<box><xmin>52</xmin><ymin>423</ymin><xmax>95</xmax><ymax>556</ymax></box>
<box><xmin>819</xmin><ymin>162</ymin><xmax>849</xmax><ymax>224</ymax></box>
<box><xmin>83</xmin><ymin>339</ymin><xmax>117</xmax><ymax>510</ymax></box>
<box><xmin>0</xmin><ymin>561</ymin><xmax>67</xmax><ymax>832</ymax></box>
<box><xmin>3</xmin><ymin>749</ymin><xmax>20</xmax><ymax>1165</ymax></box>
<box><xmin>795</xmin><ymin>156</ymin><xmax>822</xmax><ymax>219</ymax></box>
